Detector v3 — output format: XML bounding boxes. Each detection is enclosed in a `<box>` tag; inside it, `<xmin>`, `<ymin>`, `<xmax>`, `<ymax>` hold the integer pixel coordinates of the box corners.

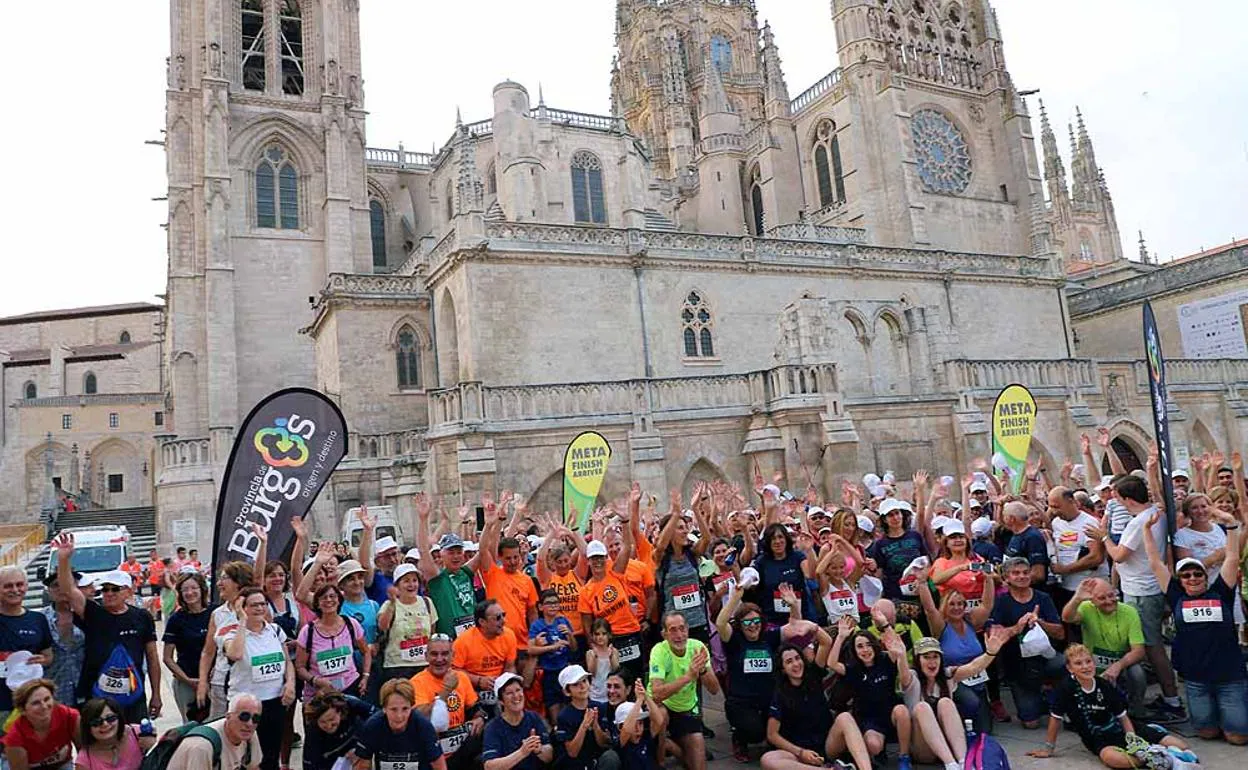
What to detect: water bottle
<box><xmin>964</xmin><ymin>718</ymin><xmax>975</xmax><ymax>740</ymax></box>
<box><xmin>139</xmin><ymin>718</ymin><xmax>155</xmax><ymax>737</ymax></box>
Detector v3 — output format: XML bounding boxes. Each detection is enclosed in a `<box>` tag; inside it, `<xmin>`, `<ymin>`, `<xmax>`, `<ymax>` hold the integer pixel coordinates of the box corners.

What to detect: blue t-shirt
<box><xmin>1166</xmin><ymin>575</ymin><xmax>1246</xmax><ymax>684</ymax></box>
<box><xmin>1005</xmin><ymin>526</ymin><xmax>1050</xmax><ymax>570</ymax></box>
<box><xmin>554</xmin><ymin>700</ymin><xmax>609</xmax><ymax>770</ymax></box>
<box><xmin>972</xmin><ymin>540</ymin><xmax>1003</xmax><ymax>564</ymax></box>
<box><xmin>342</xmin><ymin>597</ymin><xmax>381</xmax><ymax>644</ymax></box>
<box><xmin>751</xmin><ymin>551</ymin><xmax>814</xmax><ymax>624</ymax></box>
<box><xmin>989</xmin><ymin>589</ymin><xmax>1059</xmax><ymax>675</ymax></box>
<box><xmin>353</xmin><ymin>710</ymin><xmax>442</xmax><ymax>770</ymax></box>
<box><xmin>613</xmin><ymin>725</ymin><xmax>658</xmax><ymax>770</ymax></box>
<box><xmin>482</xmin><ymin>711</ymin><xmax>549</xmax><ymax>770</ymax></box>
<box><xmin>366</xmin><ymin>571</ymin><xmax>395</xmax><ymax>605</ymax></box>
<box><xmin>529</xmin><ymin>616</ymin><xmax>574</xmax><ymax>671</ymax></box>
<box><xmin>0</xmin><ymin>610</ymin><xmax>53</xmax><ymax>710</ymax></box>
<box><xmin>866</xmin><ymin>530</ymin><xmax>928</xmax><ymax>600</ymax></box>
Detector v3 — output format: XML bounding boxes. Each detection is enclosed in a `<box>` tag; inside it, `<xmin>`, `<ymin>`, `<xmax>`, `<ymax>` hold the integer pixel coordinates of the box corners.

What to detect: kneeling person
<box><xmin>555</xmin><ymin>665</ymin><xmax>617</xmax><ymax>770</ymax></box>
<box><xmin>647</xmin><ymin>612</ymin><xmax>720</xmax><ymax>770</ymax></box>
<box><xmin>410</xmin><ymin>635</ymin><xmax>485</xmax><ymax>770</ymax></box>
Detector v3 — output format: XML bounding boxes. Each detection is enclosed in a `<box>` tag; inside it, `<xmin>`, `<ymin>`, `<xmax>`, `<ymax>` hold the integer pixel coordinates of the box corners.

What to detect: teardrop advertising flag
<box><xmin>991</xmin><ymin>383</ymin><xmax>1036</xmax><ymax>493</ymax></box>
<box><xmin>563</xmin><ymin>431</ymin><xmax>611</xmax><ymax>531</ymax></box>
<box><xmin>1143</xmin><ymin>301</ymin><xmax>1177</xmax><ymax>541</ymax></box>
<box><xmin>210</xmin><ymin>388</ymin><xmax>347</xmax><ymax>591</ymax></box>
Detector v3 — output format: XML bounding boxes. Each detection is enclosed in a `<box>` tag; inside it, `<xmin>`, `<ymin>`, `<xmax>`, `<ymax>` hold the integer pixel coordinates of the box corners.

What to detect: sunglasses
<box><xmin>236</xmin><ymin>712</ymin><xmax>262</xmax><ymax>724</ymax></box>
<box><xmin>1178</xmin><ymin>571</ymin><xmax>1205</xmax><ymax>579</ymax></box>
<box><xmin>89</xmin><ymin>714</ymin><xmax>119</xmax><ymax>728</ymax></box>
<box><xmin>101</xmin><ymin>585</ymin><xmax>125</xmax><ymax>593</ymax></box>
<box><xmin>430</xmin><ymin>633</ymin><xmax>452</xmax><ymax>643</ymax></box>
<box><xmin>739</xmin><ymin>617</ymin><xmax>763</xmax><ymax>627</ymax></box>
<box><xmin>489</xmin><ymin>612</ymin><xmax>506</xmax><ymax>621</ymax></box>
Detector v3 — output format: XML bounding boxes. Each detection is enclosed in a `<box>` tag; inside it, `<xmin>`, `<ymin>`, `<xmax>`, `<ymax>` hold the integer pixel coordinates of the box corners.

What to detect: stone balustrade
<box><xmin>427</xmin><ymin>363</ymin><xmax>840</xmax><ymax>432</ymax></box>
<box><xmin>365</xmin><ymin>147</ymin><xmax>435</xmax><ymax>169</ymax></box>
<box><xmin>159</xmin><ymin>437</ymin><xmax>213</xmax><ymax>469</ymax></box>
<box><xmin>790</xmin><ymin>69</ymin><xmax>843</xmax><ymax>114</ymax></box>
<box><xmin>944</xmin><ymin>359</ymin><xmax>1100</xmax><ymax>396</ymax></box>
<box><xmin>1132</xmin><ymin>358</ymin><xmax>1248</xmax><ymax>392</ymax></box>
<box><xmin>766</xmin><ymin>222</ymin><xmax>868</xmax><ymax>246</ymax></box>
<box><xmin>15</xmin><ymin>392</ymin><xmax>165</xmax><ymax>409</ymax></box>
<box><xmin>347</xmin><ymin>430</ymin><xmax>426</xmax><ymax>460</ymax></box>
<box><xmin>531</xmin><ymin>108</ymin><xmax>623</xmax><ymax>133</ymax></box>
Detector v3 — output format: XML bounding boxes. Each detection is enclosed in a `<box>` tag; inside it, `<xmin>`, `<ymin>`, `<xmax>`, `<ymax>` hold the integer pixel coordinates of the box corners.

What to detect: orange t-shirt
<box><xmin>120</xmin><ymin>562</ymin><xmax>143</xmax><ymax>584</ymax></box>
<box><xmin>451</xmin><ymin>626</ymin><xmax>517</xmax><ymax>677</ymax></box>
<box><xmin>545</xmin><ymin>570</ymin><xmax>585</xmax><ymax>635</ymax></box>
<box><xmin>621</xmin><ymin>559</ymin><xmax>655</xmax><ymax>622</ymax></box>
<box><xmin>577</xmin><ymin>571</ymin><xmax>641</xmax><ymax>635</ymax></box>
<box><xmin>480</xmin><ymin>562</ymin><xmax>538</xmax><ymax>650</ymax></box>
<box><xmin>410</xmin><ymin>668</ymin><xmax>478</xmax><ymax>731</ymax></box>
<box><xmin>147</xmin><ymin>560</ymin><xmax>166</xmax><ymax>586</ymax></box>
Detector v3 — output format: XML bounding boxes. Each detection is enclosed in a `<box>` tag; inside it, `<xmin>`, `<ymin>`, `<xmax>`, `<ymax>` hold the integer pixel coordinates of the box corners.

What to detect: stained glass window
<box><xmin>910</xmin><ymin>109</ymin><xmax>972</xmax><ymax>194</ymax></box>
<box><xmin>711</xmin><ymin>35</ymin><xmax>732</xmax><ymax>74</ymax></box>
<box><xmin>681</xmin><ymin>292</ymin><xmax>715</xmax><ymax>358</ymax></box>
<box><xmin>370</xmin><ymin>200</ymin><xmax>387</xmax><ymax>268</ymax></box>
<box><xmin>571</xmin><ymin>151</ymin><xmax>606</xmax><ymax>224</ymax></box>
<box><xmin>255</xmin><ymin>145</ymin><xmax>298</xmax><ymax>228</ymax></box>
<box><xmin>396</xmin><ymin>326</ymin><xmax>420</xmax><ymax>390</ymax></box>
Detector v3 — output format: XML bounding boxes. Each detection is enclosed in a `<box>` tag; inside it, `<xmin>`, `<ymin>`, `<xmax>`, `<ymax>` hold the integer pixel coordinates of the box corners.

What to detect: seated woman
<box><xmin>761</xmin><ymin>641</ymin><xmax>871</xmax><ymax>770</ymax></box>
<box><xmin>826</xmin><ymin>619</ymin><xmax>914</xmax><ymax>770</ymax></box>
<box><xmin>482</xmin><ymin>673</ymin><xmax>553</xmax><ymax>770</ymax></box>
<box><xmin>303</xmin><ymin>692</ymin><xmax>376</xmax><ymax>770</ymax></box>
<box><xmin>352</xmin><ymin>680</ymin><xmax>446</xmax><ymax>770</ymax></box>
<box><xmin>714</xmin><ymin>582</ymin><xmax>781</xmax><ymax>761</ymax></box>
<box><xmin>74</xmin><ymin>697</ymin><xmax>158</xmax><ymax>770</ymax></box>
<box><xmin>902</xmin><ymin>630</ymin><xmax>1011</xmax><ymax>770</ymax></box>
<box><xmin>1026</xmin><ymin>644</ymin><xmax>1195</xmax><ymax>769</ymax></box>
<box><xmin>3</xmin><ymin>678</ymin><xmax>79</xmax><ymax>770</ymax></box>
<box><xmin>914</xmin><ymin>563</ymin><xmax>994</xmax><ymax>732</ymax></box>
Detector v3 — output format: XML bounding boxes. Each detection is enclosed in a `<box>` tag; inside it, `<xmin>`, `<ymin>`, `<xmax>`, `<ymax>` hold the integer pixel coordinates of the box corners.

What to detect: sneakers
<box><xmin>1124</xmin><ymin>733</ymin><xmax>1173</xmax><ymax>770</ymax></box>
<box><xmin>1144</xmin><ymin>697</ymin><xmax>1188</xmax><ymax>725</ymax></box>
<box><xmin>731</xmin><ymin>741</ymin><xmax>749</xmax><ymax>763</ymax></box>
<box><xmin>944</xmin><ymin>763</ymin><xmax>962</xmax><ymax>770</ymax></box>
<box><xmin>896</xmin><ymin>755</ymin><xmax>912</xmax><ymax>770</ymax></box>
<box><xmin>989</xmin><ymin>699</ymin><xmax>1012</xmax><ymax>723</ymax></box>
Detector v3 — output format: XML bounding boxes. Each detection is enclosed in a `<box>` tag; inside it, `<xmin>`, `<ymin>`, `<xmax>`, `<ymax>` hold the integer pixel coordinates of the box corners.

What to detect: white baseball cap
<box><xmin>738</xmin><ymin>566</ymin><xmax>760</xmax><ymax>589</ymax></box>
<box><xmin>494</xmin><ymin>671</ymin><xmax>524</xmax><ymax>698</ymax></box>
<box><xmin>971</xmin><ymin>518</ymin><xmax>994</xmax><ymax>538</ymax></box>
<box><xmin>931</xmin><ymin>515</ymin><xmax>951</xmax><ymax>532</ymax></box>
<box><xmin>1174</xmin><ymin>557</ymin><xmax>1206</xmax><ymax>574</ymax></box>
<box><xmin>856</xmin><ymin>514</ymin><xmax>875</xmax><ymax>534</ymax></box>
<box><xmin>613</xmin><ymin>701</ymin><xmax>649</xmax><ymax>724</ymax></box>
<box><xmin>1171</xmin><ymin>468</ymin><xmax>1191</xmax><ymax>480</ymax></box>
<box><xmin>942</xmin><ymin>520</ymin><xmax>966</xmax><ymax>536</ymax></box>
<box><xmin>557</xmin><ymin>665</ymin><xmax>591</xmax><ymax>690</ymax></box>
<box><xmin>1094</xmin><ymin>475</ymin><xmax>1115</xmax><ymax>492</ymax></box>
<box><xmin>4</xmin><ymin>651</ymin><xmax>42</xmax><ymax>691</ymax></box>
<box><xmin>392</xmin><ymin>563</ymin><xmax>419</xmax><ymax>583</ymax></box>
<box><xmin>374</xmin><ymin>536</ymin><xmax>400</xmax><ymax>555</ymax></box>
<box><xmin>586</xmin><ymin>541</ymin><xmax>608</xmax><ymax>558</ymax></box>
<box><xmin>405</xmin><ymin>548</ymin><xmax>421</xmax><ymax>562</ymax></box>
<box><xmin>969</xmin><ymin>481</ymin><xmax>988</xmax><ymax>493</ymax></box>
<box><xmin>879</xmin><ymin>498</ymin><xmax>912</xmax><ymax>517</ymax></box>
<box><xmin>99</xmin><ymin>571</ymin><xmax>131</xmax><ymax>588</ymax></box>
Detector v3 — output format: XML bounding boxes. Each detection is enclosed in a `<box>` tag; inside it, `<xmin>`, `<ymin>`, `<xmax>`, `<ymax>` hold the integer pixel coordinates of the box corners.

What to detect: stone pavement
<box><xmin>142</xmin><ymin>631</ymin><xmax>1239</xmax><ymax>770</ymax></box>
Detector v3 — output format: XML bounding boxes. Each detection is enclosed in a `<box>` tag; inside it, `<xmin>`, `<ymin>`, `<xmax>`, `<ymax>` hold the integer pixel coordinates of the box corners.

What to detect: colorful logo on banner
<box><xmin>991</xmin><ymin>383</ymin><xmax>1037</xmax><ymax>493</ymax></box>
<box><xmin>1143</xmin><ymin>301</ymin><xmax>1177</xmax><ymax>540</ymax></box>
<box><xmin>563</xmin><ymin>431</ymin><xmax>611</xmax><ymax>531</ymax></box>
<box><xmin>211</xmin><ymin>389</ymin><xmax>347</xmax><ymax>588</ymax></box>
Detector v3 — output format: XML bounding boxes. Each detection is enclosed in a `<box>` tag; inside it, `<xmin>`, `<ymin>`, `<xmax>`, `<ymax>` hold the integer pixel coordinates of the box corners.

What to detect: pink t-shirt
<box><xmin>74</xmin><ymin>725</ymin><xmax>144</xmax><ymax>770</ymax></box>
<box><xmin>296</xmin><ymin>617</ymin><xmax>364</xmax><ymax>698</ymax></box>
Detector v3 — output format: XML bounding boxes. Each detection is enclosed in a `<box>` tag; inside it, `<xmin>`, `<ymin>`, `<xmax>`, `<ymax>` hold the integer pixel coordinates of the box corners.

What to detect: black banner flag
<box><xmin>209</xmin><ymin>388</ymin><xmax>347</xmax><ymax>583</ymax></box>
<box><xmin>1142</xmin><ymin>301</ymin><xmax>1177</xmax><ymax>543</ymax></box>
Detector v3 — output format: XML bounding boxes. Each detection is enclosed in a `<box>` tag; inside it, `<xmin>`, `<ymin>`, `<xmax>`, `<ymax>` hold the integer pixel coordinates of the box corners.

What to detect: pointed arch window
<box><xmin>369</xmin><ymin>200</ymin><xmax>387</xmax><ymax>268</ymax></box>
<box><xmin>256</xmin><ymin>145</ymin><xmax>299</xmax><ymax>228</ymax></box>
<box><xmin>486</xmin><ymin>163</ymin><xmax>497</xmax><ymax>196</ymax></box>
<box><xmin>278</xmin><ymin>0</ymin><xmax>304</xmax><ymax>95</ymax></box>
<box><xmin>241</xmin><ymin>0</ymin><xmax>266</xmax><ymax>91</ymax></box>
<box><xmin>84</xmin><ymin>372</ymin><xmax>98</xmax><ymax>395</ymax></box>
<box><xmin>395</xmin><ymin>326</ymin><xmax>421</xmax><ymax>390</ymax></box>
<box><xmin>445</xmin><ymin>181</ymin><xmax>454</xmax><ymax>221</ymax></box>
<box><xmin>710</xmin><ymin>35</ymin><xmax>733</xmax><ymax>74</ymax></box>
<box><xmin>813</xmin><ymin>120</ymin><xmax>846</xmax><ymax>208</ymax></box>
<box><xmin>681</xmin><ymin>291</ymin><xmax>716</xmax><ymax>359</ymax></box>
<box><xmin>119</xmin><ymin>330</ymin><xmax>131</xmax><ymax>344</ymax></box>
<box><xmin>571</xmin><ymin>151</ymin><xmax>606</xmax><ymax>224</ymax></box>
<box><xmin>23</xmin><ymin>382</ymin><xmax>36</xmax><ymax>400</ymax></box>
<box><xmin>748</xmin><ymin>165</ymin><xmax>765</xmax><ymax>236</ymax></box>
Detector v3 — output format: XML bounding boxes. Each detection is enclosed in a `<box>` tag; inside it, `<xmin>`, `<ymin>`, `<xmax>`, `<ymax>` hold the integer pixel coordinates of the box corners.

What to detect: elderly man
<box><xmin>1047</xmin><ymin>486</ymin><xmax>1107</xmax><ymax>615</ymax></box>
<box><xmin>1060</xmin><ymin>577</ymin><xmax>1148</xmax><ymax>716</ymax></box>
<box><xmin>417</xmin><ymin>495</ymin><xmax>488</xmax><ymax>639</ymax></box>
<box><xmin>452</xmin><ymin>599</ymin><xmax>518</xmax><ymax>716</ymax></box>
<box><xmin>365</xmin><ymin>534</ymin><xmax>401</xmax><ymax>604</ymax></box>
<box><xmin>53</xmin><ymin>533</ymin><xmax>161</xmax><ymax>722</ymax></box>
<box><xmin>989</xmin><ymin>556</ymin><xmax>1065</xmax><ymax>728</ymax></box>
<box><xmin>167</xmin><ymin>692</ymin><xmax>263</xmax><ymax>770</ymax></box>
<box><xmin>1001</xmin><ymin>501</ymin><xmax>1049</xmax><ymax>587</ymax></box>
<box><xmin>0</xmin><ymin>565</ymin><xmax>54</xmax><ymax>723</ymax></box>
<box><xmin>411</xmin><ymin>635</ymin><xmax>485</xmax><ymax>769</ymax></box>
<box><xmin>648</xmin><ymin>611</ymin><xmax>720</xmax><ymax>770</ymax></box>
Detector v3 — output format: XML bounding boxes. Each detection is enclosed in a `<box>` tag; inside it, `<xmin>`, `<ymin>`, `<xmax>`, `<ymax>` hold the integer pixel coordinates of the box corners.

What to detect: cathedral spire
<box><xmin>1071</xmin><ymin>106</ymin><xmax>1103</xmax><ymax>206</ymax></box>
<box><xmin>761</xmin><ymin>21</ymin><xmax>790</xmax><ymax>116</ymax></box>
<box><xmin>1038</xmin><ymin>99</ymin><xmax>1069</xmax><ymax>209</ymax></box>
<box><xmin>1138</xmin><ymin>230</ymin><xmax>1152</xmax><ymax>264</ymax></box>
<box><xmin>701</xmin><ymin>49</ymin><xmax>731</xmax><ymax>115</ymax></box>
<box><xmin>454</xmin><ymin>117</ymin><xmax>484</xmax><ymax>216</ymax></box>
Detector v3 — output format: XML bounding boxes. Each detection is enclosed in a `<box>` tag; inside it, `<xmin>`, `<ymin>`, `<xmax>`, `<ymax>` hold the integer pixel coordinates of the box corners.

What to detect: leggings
<box><xmin>257</xmin><ymin>697</ymin><xmax>288</xmax><ymax>770</ymax></box>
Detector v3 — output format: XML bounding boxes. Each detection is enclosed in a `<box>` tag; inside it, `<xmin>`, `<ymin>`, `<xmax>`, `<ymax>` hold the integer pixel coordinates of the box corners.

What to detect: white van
<box><xmin>341</xmin><ymin>506</ymin><xmax>403</xmax><ymax>549</ymax></box>
<box><xmin>42</xmin><ymin>526</ymin><xmax>131</xmax><ymax>585</ymax></box>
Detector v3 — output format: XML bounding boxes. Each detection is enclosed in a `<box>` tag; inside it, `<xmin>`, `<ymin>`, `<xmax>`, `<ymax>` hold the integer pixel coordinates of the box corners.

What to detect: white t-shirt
<box><xmin>1116</xmin><ymin>507</ymin><xmax>1167</xmax><ymax>597</ymax></box>
<box><xmin>1051</xmin><ymin>512</ymin><xmax>1109</xmax><ymax>591</ymax></box>
<box><xmin>210</xmin><ymin>604</ymin><xmax>241</xmax><ymax>686</ymax></box>
<box><xmin>225</xmin><ymin>622</ymin><xmax>289</xmax><ymax>702</ymax></box>
<box><xmin>1173</xmin><ymin>525</ymin><xmax>1226</xmax><ymax>562</ymax></box>
<box><xmin>167</xmin><ymin>720</ymin><xmax>262</xmax><ymax>770</ymax></box>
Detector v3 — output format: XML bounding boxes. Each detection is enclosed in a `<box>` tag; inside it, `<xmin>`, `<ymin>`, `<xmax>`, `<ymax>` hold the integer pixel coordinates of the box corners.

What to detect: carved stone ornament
<box><xmin>1106</xmin><ymin>373</ymin><xmax>1127</xmax><ymax>416</ymax></box>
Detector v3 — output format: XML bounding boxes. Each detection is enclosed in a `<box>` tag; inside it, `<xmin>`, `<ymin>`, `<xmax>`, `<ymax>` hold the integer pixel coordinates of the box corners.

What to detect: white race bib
<box><xmin>439</xmin><ymin>727</ymin><xmax>469</xmax><ymax>755</ymax></box>
<box><xmin>773</xmin><ymin>592</ymin><xmax>788</xmax><ymax>613</ymax></box>
<box><xmin>478</xmin><ymin>688</ymin><xmax>497</xmax><ymax>706</ymax></box>
<box><xmin>899</xmin><ymin>578</ymin><xmax>919</xmax><ymax>596</ymax></box>
<box><xmin>618</xmin><ymin>642</ymin><xmax>641</xmax><ymax>662</ymax></box>
<box><xmin>317</xmin><ymin>645</ymin><xmax>352</xmax><ymax>675</ymax></box>
<box><xmin>825</xmin><ymin>588</ymin><xmax>858</xmax><ymax>616</ymax></box>
<box><xmin>99</xmin><ymin>673</ymin><xmax>132</xmax><ymax>696</ymax></box>
<box><xmin>399</xmin><ymin>636</ymin><xmax>428</xmax><ymax>665</ymax></box>
<box><xmin>250</xmin><ymin>652</ymin><xmax>285</xmax><ymax>683</ymax></box>
<box><xmin>453</xmin><ymin>616</ymin><xmax>474</xmax><ymax>636</ymax></box>
<box><xmin>743</xmin><ymin>650</ymin><xmax>773</xmax><ymax>674</ymax></box>
<box><xmin>378</xmin><ymin>761</ymin><xmax>413</xmax><ymax>770</ymax></box>
<box><xmin>672</xmin><ymin>584</ymin><xmax>702</xmax><ymax>610</ymax></box>
<box><xmin>965</xmin><ymin>598</ymin><xmax>983</xmax><ymax>610</ymax></box>
<box><xmin>1181</xmin><ymin>599</ymin><xmax>1223</xmax><ymax>624</ymax></box>
<box><xmin>961</xmin><ymin>669</ymin><xmax>988</xmax><ymax>687</ymax></box>
<box><xmin>0</xmin><ymin>653</ymin><xmax>9</xmax><ymax>678</ymax></box>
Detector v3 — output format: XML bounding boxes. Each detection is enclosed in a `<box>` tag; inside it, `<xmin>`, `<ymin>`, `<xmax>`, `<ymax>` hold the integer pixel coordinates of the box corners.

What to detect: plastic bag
<box><xmin>430</xmin><ymin>695</ymin><xmax>450</xmax><ymax>733</ymax></box>
<box><xmin>1019</xmin><ymin>623</ymin><xmax>1056</xmax><ymax>659</ymax></box>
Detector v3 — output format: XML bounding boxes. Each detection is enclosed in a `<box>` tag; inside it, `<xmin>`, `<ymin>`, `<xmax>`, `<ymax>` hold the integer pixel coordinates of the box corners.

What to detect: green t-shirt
<box><xmin>647</xmin><ymin>638</ymin><xmax>707</xmax><ymax>714</ymax></box>
<box><xmin>426</xmin><ymin>567</ymin><xmax>476</xmax><ymax>637</ymax></box>
<box><xmin>1077</xmin><ymin>600</ymin><xmax>1144</xmax><ymax>671</ymax></box>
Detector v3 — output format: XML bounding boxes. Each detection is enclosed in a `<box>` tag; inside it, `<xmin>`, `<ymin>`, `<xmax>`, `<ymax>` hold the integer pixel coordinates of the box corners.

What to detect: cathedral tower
<box><xmin>1037</xmin><ymin>104</ymin><xmax>1123</xmax><ymax>270</ymax></box>
<box><xmin>163</xmin><ymin>0</ymin><xmax>370</xmax><ymax>448</ymax></box>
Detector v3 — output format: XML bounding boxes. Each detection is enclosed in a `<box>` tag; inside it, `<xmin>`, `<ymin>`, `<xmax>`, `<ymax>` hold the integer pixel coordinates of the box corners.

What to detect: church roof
<box><xmin>0</xmin><ymin>302</ymin><xmax>162</xmax><ymax>327</ymax></box>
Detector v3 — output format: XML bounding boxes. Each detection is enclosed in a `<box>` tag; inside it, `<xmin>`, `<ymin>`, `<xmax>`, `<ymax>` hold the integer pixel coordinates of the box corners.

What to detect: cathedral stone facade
<box><xmin>144</xmin><ymin>0</ymin><xmax>1248</xmax><ymax>544</ymax></box>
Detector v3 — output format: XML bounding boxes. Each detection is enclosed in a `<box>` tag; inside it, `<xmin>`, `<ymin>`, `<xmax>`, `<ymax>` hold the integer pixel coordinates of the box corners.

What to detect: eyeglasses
<box><xmin>236</xmin><ymin>712</ymin><xmax>262</xmax><ymax>724</ymax></box>
<box><xmin>101</xmin><ymin>585</ymin><xmax>125</xmax><ymax>593</ymax></box>
<box><xmin>89</xmin><ymin>715</ymin><xmax>119</xmax><ymax>728</ymax></box>
<box><xmin>739</xmin><ymin>618</ymin><xmax>763</xmax><ymax>627</ymax></box>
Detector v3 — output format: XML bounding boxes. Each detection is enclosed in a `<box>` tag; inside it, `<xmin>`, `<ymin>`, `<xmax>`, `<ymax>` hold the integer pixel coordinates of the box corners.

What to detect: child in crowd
<box><xmin>585</xmin><ymin>619</ymin><xmax>618</xmax><ymax>703</ymax></box>
<box><xmin>530</xmin><ymin>588</ymin><xmax>576</xmax><ymax>722</ymax></box>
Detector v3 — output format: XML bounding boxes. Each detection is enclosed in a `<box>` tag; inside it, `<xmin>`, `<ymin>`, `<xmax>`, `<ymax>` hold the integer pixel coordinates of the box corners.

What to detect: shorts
<box><xmin>541</xmin><ymin>669</ymin><xmax>567</xmax><ymax>706</ymax></box>
<box><xmin>1186</xmin><ymin>678</ymin><xmax>1248</xmax><ymax>736</ymax></box>
<box><xmin>1081</xmin><ymin>721</ymin><xmax>1168</xmax><ymax>755</ymax></box>
<box><xmin>857</xmin><ymin>711</ymin><xmax>897</xmax><ymax>741</ymax></box>
<box><xmin>1123</xmin><ymin>593</ymin><xmax>1167</xmax><ymax>647</ymax></box>
<box><xmin>667</xmin><ymin>708</ymin><xmax>704</xmax><ymax>739</ymax></box>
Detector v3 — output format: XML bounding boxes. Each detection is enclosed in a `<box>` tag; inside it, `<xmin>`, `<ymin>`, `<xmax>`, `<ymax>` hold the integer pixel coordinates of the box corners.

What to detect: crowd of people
<box><xmin>0</xmin><ymin>428</ymin><xmax>1244</xmax><ymax>770</ymax></box>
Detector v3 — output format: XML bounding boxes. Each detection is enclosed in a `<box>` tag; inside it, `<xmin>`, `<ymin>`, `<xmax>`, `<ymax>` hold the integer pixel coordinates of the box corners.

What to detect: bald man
<box><xmin>1060</xmin><ymin>577</ymin><xmax>1147</xmax><ymax>717</ymax></box>
<box><xmin>1047</xmin><ymin>486</ymin><xmax>1107</xmax><ymax>617</ymax></box>
<box><xmin>1001</xmin><ymin>501</ymin><xmax>1049</xmax><ymax>587</ymax></box>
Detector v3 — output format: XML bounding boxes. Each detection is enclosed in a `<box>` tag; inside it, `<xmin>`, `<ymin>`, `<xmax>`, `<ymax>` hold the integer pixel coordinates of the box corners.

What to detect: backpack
<box><xmin>300</xmin><ymin>616</ymin><xmax>358</xmax><ymax>696</ymax></box>
<box><xmin>93</xmin><ymin>644</ymin><xmax>145</xmax><ymax>706</ymax></box>
<box><xmin>140</xmin><ymin>721</ymin><xmax>251</xmax><ymax>770</ymax></box>
<box><xmin>964</xmin><ymin>733</ymin><xmax>1010</xmax><ymax>770</ymax></box>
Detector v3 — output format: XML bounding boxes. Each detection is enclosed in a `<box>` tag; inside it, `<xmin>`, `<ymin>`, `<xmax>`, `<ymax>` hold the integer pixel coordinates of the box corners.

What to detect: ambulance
<box><xmin>40</xmin><ymin>525</ymin><xmax>131</xmax><ymax>586</ymax></box>
<box><xmin>341</xmin><ymin>506</ymin><xmax>403</xmax><ymax>549</ymax></box>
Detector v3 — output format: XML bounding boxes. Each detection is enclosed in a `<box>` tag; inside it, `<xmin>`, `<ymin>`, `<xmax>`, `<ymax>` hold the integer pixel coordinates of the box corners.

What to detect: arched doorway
<box><xmin>1102</xmin><ymin>438</ymin><xmax>1143</xmax><ymax>474</ymax></box>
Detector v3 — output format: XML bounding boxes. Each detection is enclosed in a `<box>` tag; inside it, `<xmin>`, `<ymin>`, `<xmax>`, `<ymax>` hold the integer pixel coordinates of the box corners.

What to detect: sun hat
<box><xmin>336</xmin><ymin>559</ymin><xmax>366</xmax><ymax>582</ymax></box>
<box><xmin>374</xmin><ymin>536</ymin><xmax>400</xmax><ymax>555</ymax></box>
<box><xmin>405</xmin><ymin>548</ymin><xmax>421</xmax><ymax>562</ymax></box>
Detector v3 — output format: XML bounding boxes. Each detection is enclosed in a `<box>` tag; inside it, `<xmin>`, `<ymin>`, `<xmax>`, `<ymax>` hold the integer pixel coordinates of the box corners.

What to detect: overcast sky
<box><xmin>1</xmin><ymin>1</ymin><xmax>1244</xmax><ymax>317</ymax></box>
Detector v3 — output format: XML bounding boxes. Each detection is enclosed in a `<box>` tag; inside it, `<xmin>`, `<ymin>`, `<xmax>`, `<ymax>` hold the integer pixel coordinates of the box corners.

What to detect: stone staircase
<box><xmin>643</xmin><ymin>209</ymin><xmax>677</xmax><ymax>231</ymax></box>
<box><xmin>21</xmin><ymin>506</ymin><xmax>158</xmax><ymax>609</ymax></box>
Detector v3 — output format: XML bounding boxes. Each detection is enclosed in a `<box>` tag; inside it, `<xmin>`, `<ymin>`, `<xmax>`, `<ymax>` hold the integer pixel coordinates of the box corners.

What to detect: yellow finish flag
<box><xmin>563</xmin><ymin>431</ymin><xmax>612</xmax><ymax>531</ymax></box>
<box><xmin>991</xmin><ymin>384</ymin><xmax>1037</xmax><ymax>493</ymax></box>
